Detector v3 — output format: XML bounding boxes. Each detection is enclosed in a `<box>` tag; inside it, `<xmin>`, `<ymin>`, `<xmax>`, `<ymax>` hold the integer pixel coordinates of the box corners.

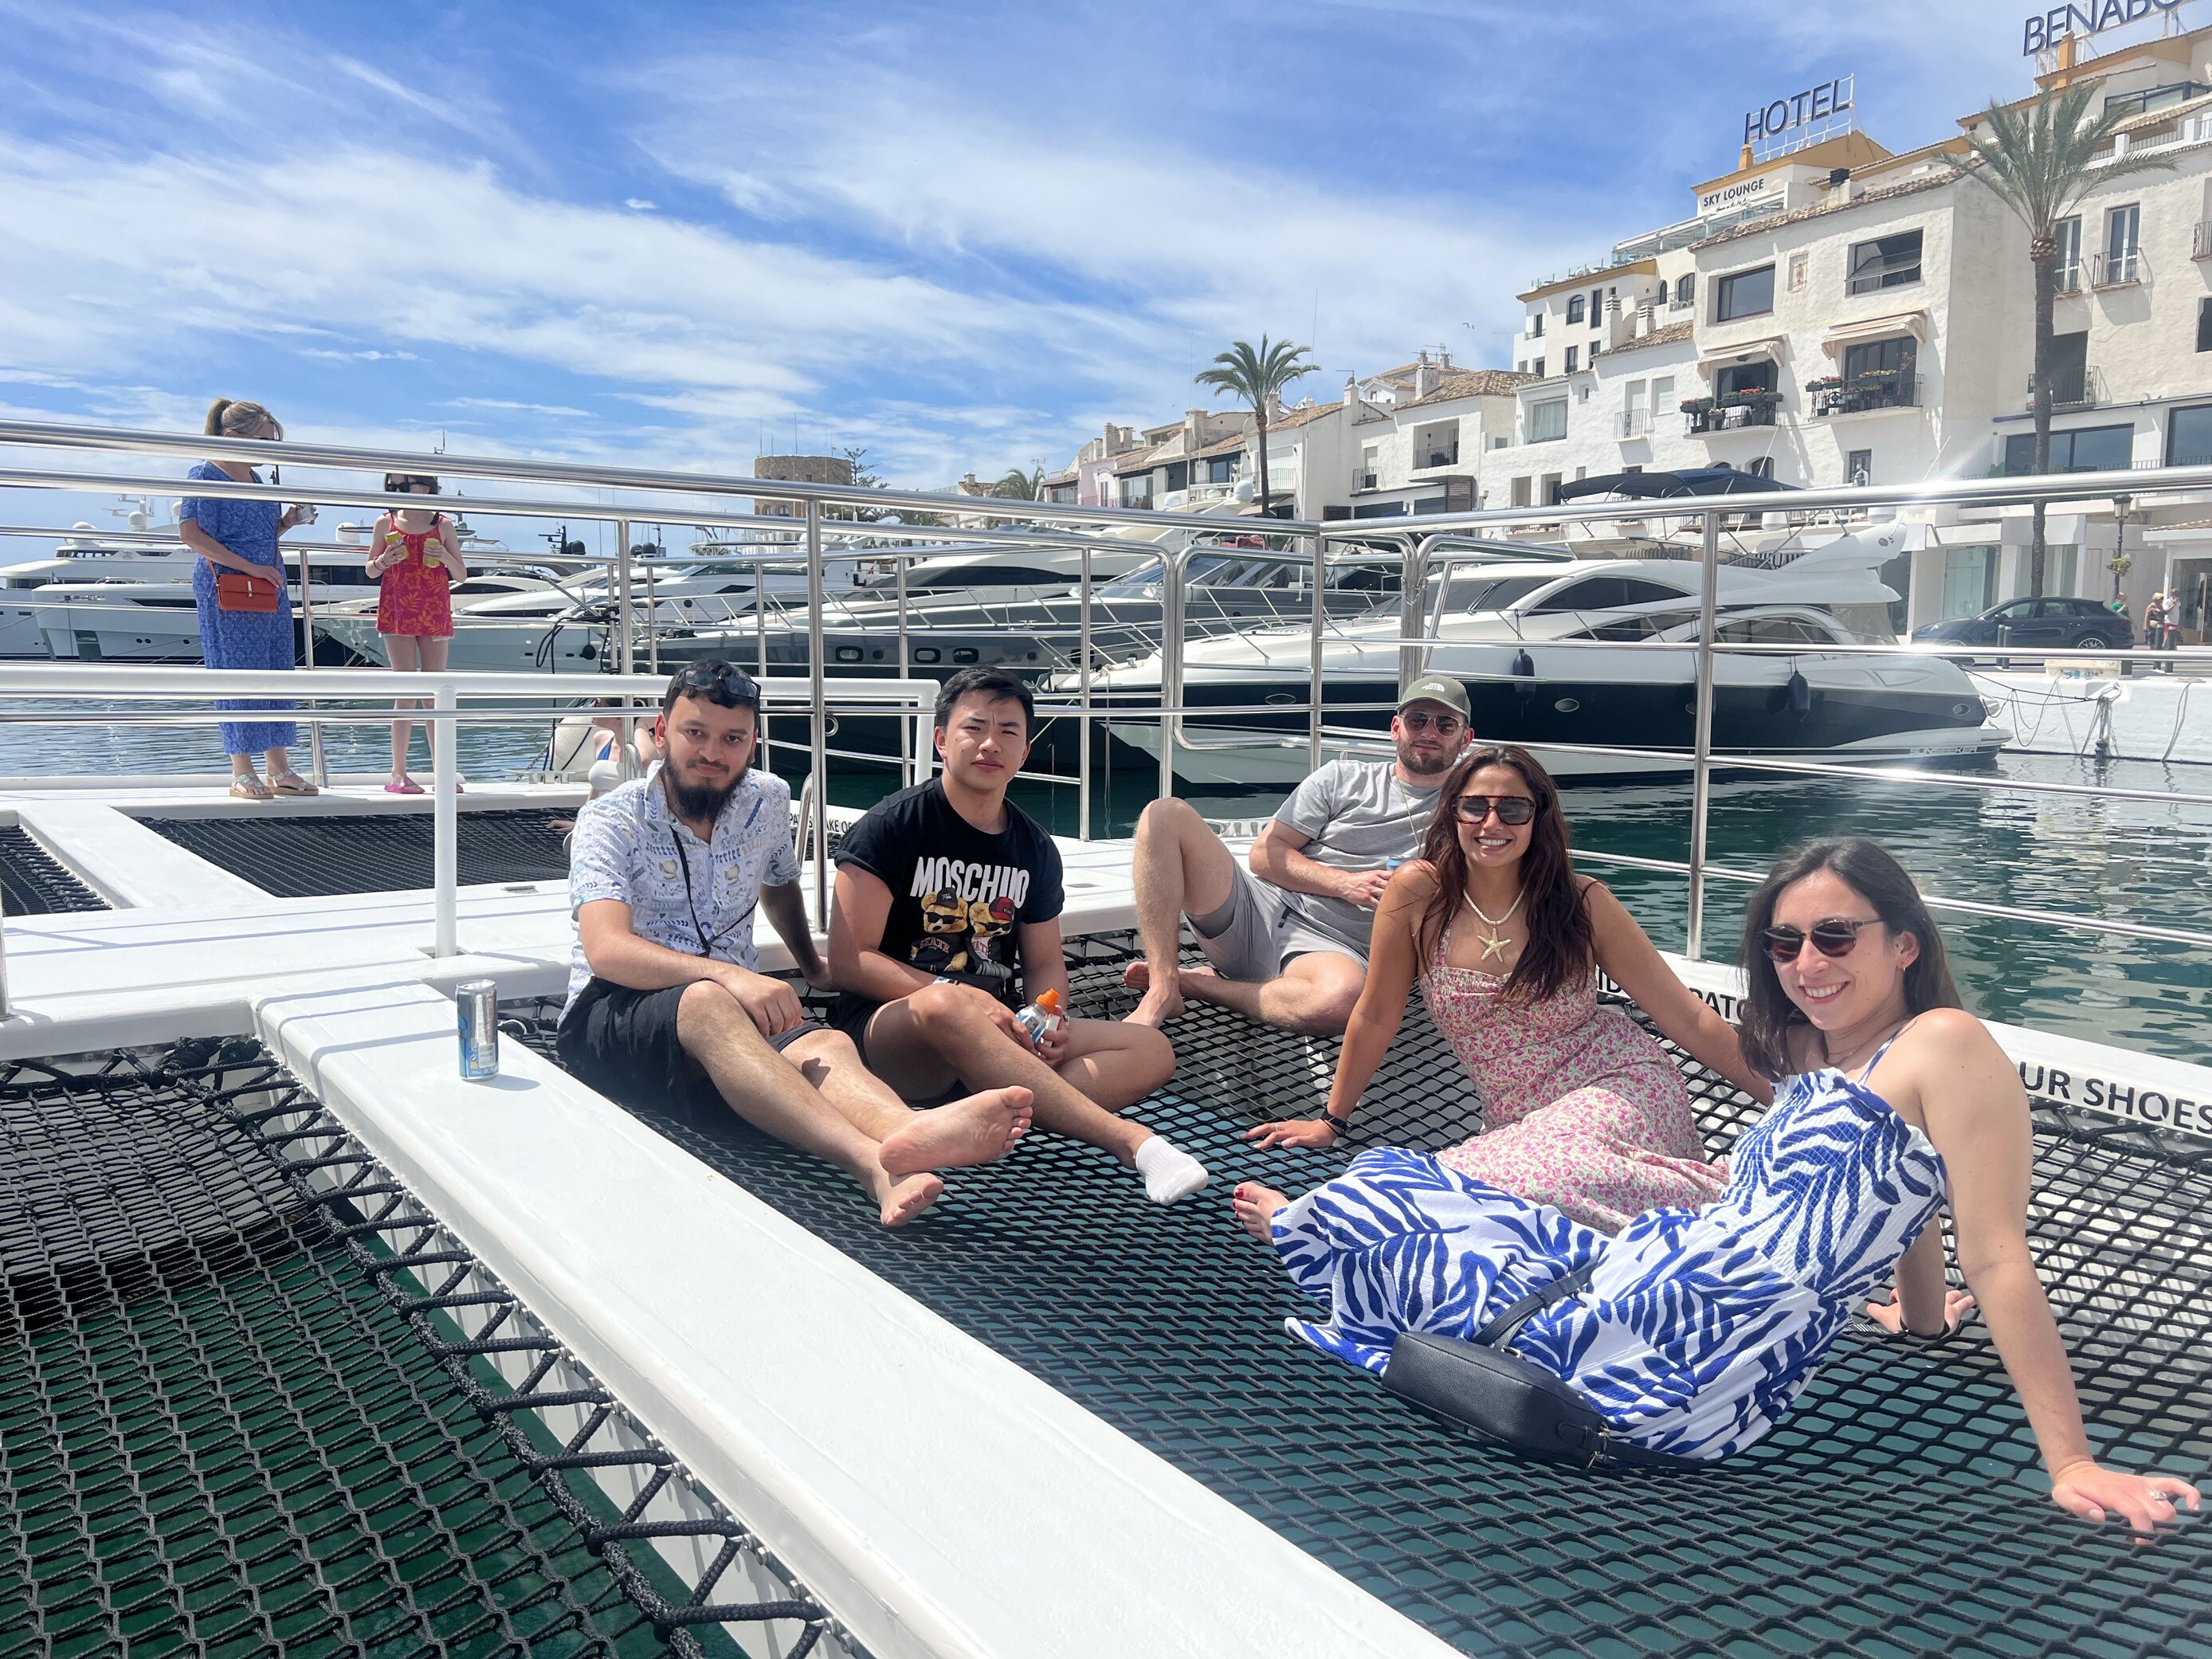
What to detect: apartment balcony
<box><xmin>1411</xmin><ymin>445</ymin><xmax>1460</xmax><ymax>469</ymax></box>
<box><xmin>2055</xmin><ymin>261</ymin><xmax>2084</xmax><ymax>295</ymax></box>
<box><xmin>2090</xmin><ymin>249</ymin><xmax>2143</xmax><ymax>288</ymax></box>
<box><xmin>1618</xmin><ymin>409</ymin><xmax>1652</xmax><ymax>439</ymax></box>
<box><xmin>1684</xmin><ymin>398</ymin><xmax>1779</xmax><ymax>435</ymax></box>
<box><xmin>2194</xmin><ymin>220</ymin><xmax>2212</xmax><ymax>261</ymax></box>
<box><xmin>2026</xmin><ymin>364</ymin><xmax>2101</xmax><ymax>412</ymax></box>
<box><xmin>1810</xmin><ymin>371</ymin><xmax>1918</xmax><ymax>418</ymax></box>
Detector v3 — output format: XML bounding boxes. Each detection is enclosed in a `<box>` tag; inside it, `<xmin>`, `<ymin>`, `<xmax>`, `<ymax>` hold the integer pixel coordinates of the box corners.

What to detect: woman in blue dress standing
<box><xmin>1233</xmin><ymin>837</ymin><xmax>2199</xmax><ymax>1534</ymax></box>
<box><xmin>177</xmin><ymin>398</ymin><xmax>316</xmax><ymax>798</ymax></box>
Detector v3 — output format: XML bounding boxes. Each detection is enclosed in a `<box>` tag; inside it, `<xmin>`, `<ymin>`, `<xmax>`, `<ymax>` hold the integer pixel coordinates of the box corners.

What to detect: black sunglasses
<box><xmin>1453</xmin><ymin>794</ymin><xmax>1538</xmax><ymax>826</ymax></box>
<box><xmin>1399</xmin><ymin>710</ymin><xmax>1464</xmax><ymax>732</ymax></box>
<box><xmin>1761</xmin><ymin>916</ymin><xmax>1881</xmax><ymax>963</ymax></box>
<box><xmin>667</xmin><ymin>663</ymin><xmax>762</xmax><ymax>708</ymax></box>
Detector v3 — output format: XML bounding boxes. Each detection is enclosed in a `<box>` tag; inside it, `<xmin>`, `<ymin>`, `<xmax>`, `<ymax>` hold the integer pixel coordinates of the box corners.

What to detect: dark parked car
<box><xmin>1912</xmin><ymin>596</ymin><xmax>2133</xmax><ymax>656</ymax></box>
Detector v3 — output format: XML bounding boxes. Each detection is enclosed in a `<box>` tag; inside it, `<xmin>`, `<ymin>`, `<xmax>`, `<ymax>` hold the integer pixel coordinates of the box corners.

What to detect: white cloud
<box><xmin>625</xmin><ymin>198</ymin><xmax>658</xmax><ymax>211</ymax></box>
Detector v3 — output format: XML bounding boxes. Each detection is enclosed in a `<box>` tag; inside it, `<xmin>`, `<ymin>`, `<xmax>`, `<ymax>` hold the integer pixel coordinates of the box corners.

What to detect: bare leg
<box><xmin>676</xmin><ymin>982</ymin><xmax>941</xmax><ymax>1226</ymax></box>
<box><xmin>1049</xmin><ymin>1016</ymin><xmax>1177</xmax><ymax>1112</ymax></box>
<box><xmin>1123</xmin><ymin>797</ymin><xmax>1239</xmax><ymax>1028</ymax></box>
<box><xmin>385</xmin><ymin>633</ymin><xmax>422</xmax><ymax>782</ymax></box>
<box><xmin>1140</xmin><ymin>951</ymin><xmax>1366</xmax><ymax>1035</ymax></box>
<box><xmin>779</xmin><ymin>1028</ymin><xmax>1034</xmax><ymax>1176</ymax></box>
<box><xmin>863</xmin><ymin>987</ymin><xmax>1167</xmax><ymax>1165</ymax></box>
<box><xmin>1232</xmin><ymin>1181</ymin><xmax>1290</xmax><ymax>1244</ymax></box>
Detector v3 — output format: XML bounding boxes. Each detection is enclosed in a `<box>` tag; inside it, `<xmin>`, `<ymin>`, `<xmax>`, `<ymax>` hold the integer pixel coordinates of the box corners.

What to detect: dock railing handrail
<box><xmin>2</xmin><ymin>415</ymin><xmax>2210</xmax><ymax>1020</ymax></box>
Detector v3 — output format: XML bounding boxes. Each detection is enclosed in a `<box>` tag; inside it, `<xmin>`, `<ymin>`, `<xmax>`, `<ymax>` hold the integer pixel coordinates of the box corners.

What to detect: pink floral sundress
<box><xmin>1425</xmin><ymin>916</ymin><xmax>1727</xmax><ymax>1233</ymax></box>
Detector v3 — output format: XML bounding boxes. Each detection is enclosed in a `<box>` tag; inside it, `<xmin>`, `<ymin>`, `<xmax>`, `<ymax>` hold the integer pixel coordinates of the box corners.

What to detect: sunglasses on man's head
<box><xmin>1398</xmin><ymin>710</ymin><xmax>1463</xmax><ymax>733</ymax></box>
<box><xmin>670</xmin><ymin>664</ymin><xmax>762</xmax><ymax>705</ymax></box>
<box><xmin>1761</xmin><ymin>916</ymin><xmax>1881</xmax><ymax>963</ymax></box>
<box><xmin>1453</xmin><ymin>794</ymin><xmax>1538</xmax><ymax>826</ymax></box>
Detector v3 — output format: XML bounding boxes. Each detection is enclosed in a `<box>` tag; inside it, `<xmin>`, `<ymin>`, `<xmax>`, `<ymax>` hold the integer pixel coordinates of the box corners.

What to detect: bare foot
<box><xmin>878</xmin><ymin>1171</ymin><xmax>945</xmax><ymax>1227</ymax></box>
<box><xmin>877</xmin><ymin>1086</ymin><xmax>1035</xmax><ymax>1176</ymax></box>
<box><xmin>1121</xmin><ymin>960</ymin><xmax>1186</xmax><ymax>1027</ymax></box>
<box><xmin>1231</xmin><ymin>1182</ymin><xmax>1289</xmax><ymax>1245</ymax></box>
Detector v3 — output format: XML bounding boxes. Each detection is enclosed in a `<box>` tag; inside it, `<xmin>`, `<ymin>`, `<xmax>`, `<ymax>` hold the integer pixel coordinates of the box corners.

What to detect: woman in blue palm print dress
<box><xmin>177</xmin><ymin>397</ymin><xmax>316</xmax><ymax>800</ymax></box>
<box><xmin>1232</xmin><ymin>837</ymin><xmax>2200</xmax><ymax>1535</ymax></box>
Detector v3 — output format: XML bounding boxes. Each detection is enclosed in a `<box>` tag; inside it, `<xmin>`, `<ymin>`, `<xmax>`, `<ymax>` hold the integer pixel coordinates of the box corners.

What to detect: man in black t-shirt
<box><xmin>830</xmin><ymin>669</ymin><xmax>1207</xmax><ymax>1203</ymax></box>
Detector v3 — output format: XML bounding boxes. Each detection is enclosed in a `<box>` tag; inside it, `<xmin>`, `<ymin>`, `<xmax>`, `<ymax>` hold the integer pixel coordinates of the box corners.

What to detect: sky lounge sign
<box><xmin>2022</xmin><ymin>0</ymin><xmax>2187</xmax><ymax>56</ymax></box>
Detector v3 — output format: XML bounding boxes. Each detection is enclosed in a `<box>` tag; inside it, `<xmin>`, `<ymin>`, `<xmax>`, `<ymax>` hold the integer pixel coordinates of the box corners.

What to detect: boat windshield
<box><xmin>1430</xmin><ymin>574</ymin><xmax>1551</xmax><ymax>615</ymax></box>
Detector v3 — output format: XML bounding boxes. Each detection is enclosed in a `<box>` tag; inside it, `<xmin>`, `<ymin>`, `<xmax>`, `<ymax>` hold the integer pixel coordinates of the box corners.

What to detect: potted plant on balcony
<box><xmin>1681</xmin><ymin>395</ymin><xmax>1716</xmax><ymax>432</ymax></box>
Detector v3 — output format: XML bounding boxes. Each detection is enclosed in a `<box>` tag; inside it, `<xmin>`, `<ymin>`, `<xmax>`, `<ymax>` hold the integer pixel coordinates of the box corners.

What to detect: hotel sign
<box><xmin>2023</xmin><ymin>0</ymin><xmax>2187</xmax><ymax>55</ymax></box>
<box><xmin>1699</xmin><ymin>175</ymin><xmax>1785</xmax><ymax>216</ymax></box>
<box><xmin>1743</xmin><ymin>76</ymin><xmax>1854</xmax><ymax>149</ymax></box>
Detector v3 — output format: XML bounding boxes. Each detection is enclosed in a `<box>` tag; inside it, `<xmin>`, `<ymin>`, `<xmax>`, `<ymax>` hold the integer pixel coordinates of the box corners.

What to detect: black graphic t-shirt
<box><xmin>833</xmin><ymin>779</ymin><xmax>1064</xmax><ymax>1022</ymax></box>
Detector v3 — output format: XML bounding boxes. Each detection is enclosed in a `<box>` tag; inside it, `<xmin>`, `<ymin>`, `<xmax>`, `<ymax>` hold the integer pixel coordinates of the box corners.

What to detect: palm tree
<box><xmin>1194</xmin><ymin>335</ymin><xmax>1315</xmax><ymax>517</ymax></box>
<box><xmin>1946</xmin><ymin>83</ymin><xmax>2171</xmax><ymax>594</ymax></box>
<box><xmin>991</xmin><ymin>465</ymin><xmax>1044</xmax><ymax>500</ymax></box>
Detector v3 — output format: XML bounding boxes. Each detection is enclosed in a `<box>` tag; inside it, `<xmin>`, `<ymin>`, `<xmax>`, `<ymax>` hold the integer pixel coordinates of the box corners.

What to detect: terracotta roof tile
<box><xmin>1598</xmin><ymin>319</ymin><xmax>1696</xmax><ymax>355</ymax></box>
<box><xmin>1404</xmin><ymin>369</ymin><xmax>1537</xmax><ymax>408</ymax></box>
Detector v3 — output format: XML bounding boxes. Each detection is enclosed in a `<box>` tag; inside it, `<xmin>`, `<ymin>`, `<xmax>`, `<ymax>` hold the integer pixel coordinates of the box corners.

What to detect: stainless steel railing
<box><xmin>2</xmin><ymin>416</ymin><xmax>2210</xmax><ymax>1005</ymax></box>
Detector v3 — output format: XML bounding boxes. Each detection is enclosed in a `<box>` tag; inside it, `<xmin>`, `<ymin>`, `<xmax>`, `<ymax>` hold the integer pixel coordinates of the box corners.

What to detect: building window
<box><xmin>2054</xmin><ymin>215</ymin><xmax>2083</xmax><ymax>292</ymax></box>
<box><xmin>1714</xmin><ymin>264</ymin><xmax>1776</xmax><ymax>322</ymax></box>
<box><xmin>1715</xmin><ymin>360</ymin><xmax>1777</xmax><ymax>398</ymax></box>
<box><xmin>1846</xmin><ymin>230</ymin><xmax>1924</xmax><ymax>295</ymax></box>
<box><xmin>2198</xmin><ymin>298</ymin><xmax>2212</xmax><ymax>352</ymax></box>
<box><xmin>1526</xmin><ymin>398</ymin><xmax>1568</xmax><ymax>442</ymax></box>
<box><xmin>1202</xmin><ymin>453</ymin><xmax>1240</xmax><ymax>484</ymax></box>
<box><xmin>1564</xmin><ymin>345</ymin><xmax>1579</xmax><ymax>374</ymax></box>
<box><xmin>1529</xmin><ymin>312</ymin><xmax>1545</xmax><ymax>337</ymax></box>
<box><xmin>1788</xmin><ymin>251</ymin><xmax>1809</xmax><ymax>291</ymax></box>
<box><xmin>1512</xmin><ymin>476</ymin><xmax>1532</xmax><ymax>508</ymax></box>
<box><xmin>1533</xmin><ymin>357</ymin><xmax>1546</xmax><ymax>378</ymax></box>
<box><xmin>1846</xmin><ymin>448</ymin><xmax>1872</xmax><ymax>485</ymax></box>
<box><xmin>2100</xmin><ymin>204</ymin><xmax>2141</xmax><ymax>284</ymax></box>
<box><xmin>1674</xmin><ymin>273</ymin><xmax>1696</xmax><ymax>308</ymax></box>
<box><xmin>1941</xmin><ymin>546</ymin><xmax>2000</xmax><ymax>619</ymax></box>
<box><xmin>1746</xmin><ymin>457</ymin><xmax>1776</xmax><ymax>480</ymax></box>
<box><xmin>2001</xmin><ymin>423</ymin><xmax>2133</xmax><ymax>474</ymax></box>
<box><xmin>1541</xmin><ymin>473</ymin><xmax>1563</xmax><ymax>505</ymax></box>
<box><xmin>2167</xmin><ymin>404</ymin><xmax>2212</xmax><ymax>467</ymax></box>
<box><xmin>1566</xmin><ymin>296</ymin><xmax>1586</xmax><ymax>324</ymax></box>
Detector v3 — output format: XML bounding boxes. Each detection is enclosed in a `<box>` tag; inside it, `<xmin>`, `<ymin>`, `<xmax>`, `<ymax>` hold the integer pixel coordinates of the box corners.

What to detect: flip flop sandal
<box><xmin>269</xmin><ymin>772</ymin><xmax>319</xmax><ymax>796</ymax></box>
<box><xmin>383</xmin><ymin>778</ymin><xmax>425</xmax><ymax>795</ymax></box>
<box><xmin>229</xmin><ymin>776</ymin><xmax>274</xmax><ymax>801</ymax></box>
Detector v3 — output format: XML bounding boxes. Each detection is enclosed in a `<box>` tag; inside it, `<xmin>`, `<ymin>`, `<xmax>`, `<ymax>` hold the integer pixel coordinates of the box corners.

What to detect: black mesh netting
<box><xmin>0</xmin><ymin>1044</ymin><xmax>815</xmax><ymax>1659</ymax></box>
<box><xmin>0</xmin><ymin>825</ymin><xmax>105</xmax><ymax>916</ymax></box>
<box><xmin>516</xmin><ymin>935</ymin><xmax>2212</xmax><ymax>1659</ymax></box>
<box><xmin>136</xmin><ymin>810</ymin><xmax>842</xmax><ymax>900</ymax></box>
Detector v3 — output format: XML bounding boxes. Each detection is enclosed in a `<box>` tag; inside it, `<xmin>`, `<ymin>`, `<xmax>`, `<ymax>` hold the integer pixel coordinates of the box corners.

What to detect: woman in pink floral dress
<box><xmin>1245</xmin><ymin>745</ymin><xmax>1771</xmax><ymax>1233</ymax></box>
<box><xmin>367</xmin><ymin>473</ymin><xmax>465</xmax><ymax>794</ymax></box>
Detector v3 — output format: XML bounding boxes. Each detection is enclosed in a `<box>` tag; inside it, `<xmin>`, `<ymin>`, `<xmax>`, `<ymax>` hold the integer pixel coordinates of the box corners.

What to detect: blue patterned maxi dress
<box><xmin>182</xmin><ymin>460</ymin><xmax>297</xmax><ymax>755</ymax></box>
<box><xmin>1270</xmin><ymin>1045</ymin><xmax>1947</xmax><ymax>1461</ymax></box>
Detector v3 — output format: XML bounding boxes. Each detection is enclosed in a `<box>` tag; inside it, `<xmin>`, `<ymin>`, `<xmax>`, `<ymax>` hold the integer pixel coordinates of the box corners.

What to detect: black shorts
<box><xmin>829</xmin><ymin>997</ymin><xmax>966</xmax><ymax>1110</ymax></box>
<box><xmin>557</xmin><ymin>978</ymin><xmax>820</xmax><ymax>1133</ymax></box>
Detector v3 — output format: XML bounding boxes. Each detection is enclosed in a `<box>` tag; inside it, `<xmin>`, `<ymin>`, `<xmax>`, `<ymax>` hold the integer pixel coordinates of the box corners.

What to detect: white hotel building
<box><xmin>1471</xmin><ymin>19</ymin><xmax>2212</xmax><ymax>635</ymax></box>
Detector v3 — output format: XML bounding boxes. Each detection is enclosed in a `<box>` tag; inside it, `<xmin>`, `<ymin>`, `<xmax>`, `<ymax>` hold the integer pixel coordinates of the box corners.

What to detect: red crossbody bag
<box><xmin>214</xmin><ymin>571</ymin><xmax>280</xmax><ymax>613</ymax></box>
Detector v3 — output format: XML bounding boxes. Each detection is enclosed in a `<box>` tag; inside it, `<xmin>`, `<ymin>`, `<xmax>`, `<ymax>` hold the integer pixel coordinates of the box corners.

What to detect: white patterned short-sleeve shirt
<box><xmin>565</xmin><ymin>765</ymin><xmax>799</xmax><ymax>1013</ymax></box>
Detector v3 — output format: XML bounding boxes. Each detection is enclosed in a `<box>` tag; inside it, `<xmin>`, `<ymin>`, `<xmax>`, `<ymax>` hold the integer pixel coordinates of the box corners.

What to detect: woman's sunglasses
<box><xmin>1453</xmin><ymin>794</ymin><xmax>1538</xmax><ymax>826</ymax></box>
<box><xmin>1761</xmin><ymin>916</ymin><xmax>1881</xmax><ymax>963</ymax></box>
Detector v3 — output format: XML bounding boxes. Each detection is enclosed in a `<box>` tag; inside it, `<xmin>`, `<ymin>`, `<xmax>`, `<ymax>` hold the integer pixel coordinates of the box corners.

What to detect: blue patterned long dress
<box><xmin>182</xmin><ymin>460</ymin><xmax>297</xmax><ymax>755</ymax></box>
<box><xmin>1270</xmin><ymin>1049</ymin><xmax>1947</xmax><ymax>1461</ymax></box>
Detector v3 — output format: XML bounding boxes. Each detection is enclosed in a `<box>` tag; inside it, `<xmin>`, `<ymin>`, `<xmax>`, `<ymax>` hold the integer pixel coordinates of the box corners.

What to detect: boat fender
<box><xmin>1787</xmin><ymin>669</ymin><xmax>1810</xmax><ymax>720</ymax></box>
<box><xmin>1511</xmin><ymin>649</ymin><xmax>1535</xmax><ymax>678</ymax></box>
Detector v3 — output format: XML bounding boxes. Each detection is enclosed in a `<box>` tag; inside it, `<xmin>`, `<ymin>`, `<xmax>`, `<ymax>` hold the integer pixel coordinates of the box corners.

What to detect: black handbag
<box><xmin>1382</xmin><ymin>1263</ymin><xmax>1694</xmax><ymax>1470</ymax></box>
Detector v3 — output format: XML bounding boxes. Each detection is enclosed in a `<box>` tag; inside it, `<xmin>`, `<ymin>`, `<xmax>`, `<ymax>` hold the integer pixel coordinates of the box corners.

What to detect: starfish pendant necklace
<box><xmin>1461</xmin><ymin>884</ymin><xmax>1524</xmax><ymax>963</ymax></box>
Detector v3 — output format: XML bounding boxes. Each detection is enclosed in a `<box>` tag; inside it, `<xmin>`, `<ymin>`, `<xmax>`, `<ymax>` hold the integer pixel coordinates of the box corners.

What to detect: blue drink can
<box><xmin>457</xmin><ymin>979</ymin><xmax>499</xmax><ymax>1079</ymax></box>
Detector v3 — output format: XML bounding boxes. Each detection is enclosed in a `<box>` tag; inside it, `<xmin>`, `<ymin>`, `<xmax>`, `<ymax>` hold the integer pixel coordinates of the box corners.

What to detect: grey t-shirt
<box><xmin>1270</xmin><ymin>758</ymin><xmax>1442</xmax><ymax>955</ymax></box>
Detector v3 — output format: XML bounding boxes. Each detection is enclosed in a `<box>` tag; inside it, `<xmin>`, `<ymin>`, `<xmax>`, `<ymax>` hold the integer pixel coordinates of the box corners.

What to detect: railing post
<box><xmin>1159</xmin><ymin>545</ymin><xmax>1187</xmax><ymax>804</ymax></box>
<box><xmin>1308</xmin><ymin>530</ymin><xmax>1327</xmax><ymax>773</ymax></box>
<box><xmin>645</xmin><ymin>547</ymin><xmax>660</xmax><ymax>675</ymax></box>
<box><xmin>807</xmin><ymin>498</ymin><xmax>829</xmax><ymax>928</ymax></box>
<box><xmin>296</xmin><ymin>538</ymin><xmax>328</xmax><ymax>787</ymax></box>
<box><xmin>433</xmin><ymin>679</ymin><xmax>458</xmax><ymax>958</ymax></box>
<box><xmin>1398</xmin><ymin>534</ymin><xmax>1428</xmax><ymax>698</ymax></box>
<box><xmin>898</xmin><ymin>554</ymin><xmax>914</xmax><ymax>787</ymax></box>
<box><xmin>1685</xmin><ymin>509</ymin><xmax>1720</xmax><ymax>959</ymax></box>
<box><xmin>615</xmin><ymin>518</ymin><xmax>634</xmax><ymax>675</ymax></box>
<box><xmin>1078</xmin><ymin>543</ymin><xmax>1092</xmax><ymax>840</ymax></box>
<box><xmin>0</xmin><ymin>885</ymin><xmax>11</xmax><ymax>1019</ymax></box>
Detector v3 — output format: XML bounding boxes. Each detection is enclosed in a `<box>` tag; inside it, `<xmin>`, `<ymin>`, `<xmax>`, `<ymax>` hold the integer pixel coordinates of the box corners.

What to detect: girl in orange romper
<box><xmin>367</xmin><ymin>473</ymin><xmax>466</xmax><ymax>793</ymax></box>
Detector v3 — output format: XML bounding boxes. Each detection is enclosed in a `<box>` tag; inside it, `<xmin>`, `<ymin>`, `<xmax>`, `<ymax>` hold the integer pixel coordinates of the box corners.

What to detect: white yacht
<box><xmin>1070</xmin><ymin>529</ymin><xmax>2009</xmax><ymax>783</ymax></box>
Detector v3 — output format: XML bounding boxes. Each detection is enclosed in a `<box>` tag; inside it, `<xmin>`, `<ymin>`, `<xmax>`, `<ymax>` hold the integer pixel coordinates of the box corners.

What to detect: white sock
<box><xmin>1133</xmin><ymin>1135</ymin><xmax>1209</xmax><ymax>1204</ymax></box>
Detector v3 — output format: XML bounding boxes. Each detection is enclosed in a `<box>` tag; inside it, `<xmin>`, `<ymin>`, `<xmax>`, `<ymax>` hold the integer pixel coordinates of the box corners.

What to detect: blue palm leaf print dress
<box><xmin>1270</xmin><ymin>1044</ymin><xmax>1947</xmax><ymax>1461</ymax></box>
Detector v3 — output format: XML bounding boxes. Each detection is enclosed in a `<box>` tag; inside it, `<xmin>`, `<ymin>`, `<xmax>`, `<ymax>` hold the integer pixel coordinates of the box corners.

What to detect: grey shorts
<box><xmin>1189</xmin><ymin>863</ymin><xmax>1360</xmax><ymax>981</ymax></box>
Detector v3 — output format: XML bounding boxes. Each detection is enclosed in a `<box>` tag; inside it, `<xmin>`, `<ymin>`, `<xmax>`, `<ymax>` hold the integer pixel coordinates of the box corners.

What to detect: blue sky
<box><xmin>0</xmin><ymin>0</ymin><xmax>2077</xmax><ymax>508</ymax></box>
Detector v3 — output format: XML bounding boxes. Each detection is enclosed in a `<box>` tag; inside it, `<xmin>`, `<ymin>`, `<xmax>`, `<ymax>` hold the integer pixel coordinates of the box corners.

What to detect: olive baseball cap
<box><xmin>1398</xmin><ymin>674</ymin><xmax>1471</xmax><ymax>721</ymax></box>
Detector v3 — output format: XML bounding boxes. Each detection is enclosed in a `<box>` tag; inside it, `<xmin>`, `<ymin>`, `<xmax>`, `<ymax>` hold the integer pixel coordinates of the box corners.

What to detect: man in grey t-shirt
<box><xmin>1121</xmin><ymin>676</ymin><xmax>1475</xmax><ymax>1033</ymax></box>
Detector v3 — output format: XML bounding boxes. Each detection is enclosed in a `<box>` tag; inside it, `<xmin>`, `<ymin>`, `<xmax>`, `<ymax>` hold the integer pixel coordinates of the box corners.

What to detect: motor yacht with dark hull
<box><xmin>1065</xmin><ymin>531</ymin><xmax>2008</xmax><ymax>784</ymax></box>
